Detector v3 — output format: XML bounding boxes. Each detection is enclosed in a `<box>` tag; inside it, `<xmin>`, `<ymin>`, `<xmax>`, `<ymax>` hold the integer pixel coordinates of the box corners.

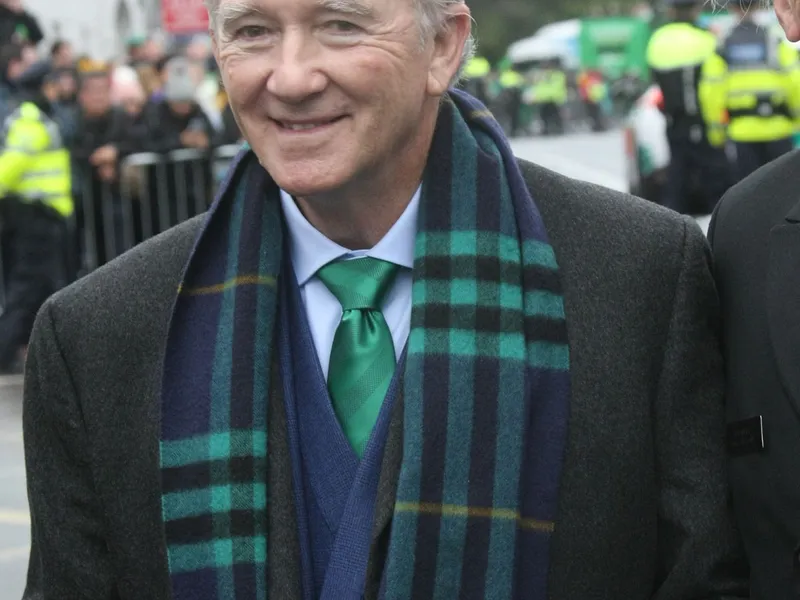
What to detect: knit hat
<box><xmin>163</xmin><ymin>56</ymin><xmax>196</xmax><ymax>102</ymax></box>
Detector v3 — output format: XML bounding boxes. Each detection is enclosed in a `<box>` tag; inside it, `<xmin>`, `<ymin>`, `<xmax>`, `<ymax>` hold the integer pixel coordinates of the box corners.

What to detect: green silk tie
<box><xmin>316</xmin><ymin>257</ymin><xmax>401</xmax><ymax>458</ymax></box>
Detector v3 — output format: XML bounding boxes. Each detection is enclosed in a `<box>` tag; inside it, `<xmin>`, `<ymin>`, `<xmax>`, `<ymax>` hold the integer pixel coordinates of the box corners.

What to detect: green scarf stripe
<box><xmin>161</xmin><ymin>431</ymin><xmax>268</xmax><ymax>468</ymax></box>
<box><xmin>477</xmin><ymin>127</ymin><xmax>530</xmax><ymax>598</ymax></box>
<box><xmin>164</xmin><ymin>482</ymin><xmax>268</xmax><ymax>521</ymax></box>
<box><xmin>416</xmin><ymin>232</ymin><xmax>533</xmax><ymax>264</ymax></box>
<box><xmin>208</xmin><ymin>178</ymin><xmax>246</xmax><ymax>595</ymax></box>
<box><xmin>429</xmin><ymin>108</ymin><xmax>480</xmax><ymax>599</ymax></box>
<box><xmin>249</xmin><ymin>188</ymin><xmax>281</xmax><ymax>598</ymax></box>
<box><xmin>485</xmin><ymin>360</ymin><xmax>527</xmax><ymax>598</ymax></box>
<box><xmin>384</xmin><ymin>188</ymin><xmax>436</xmax><ymax>596</ymax></box>
<box><xmin>448</xmin><ymin>102</ymin><xmax>480</xmax><ymax>230</ymax></box>
<box><xmin>527</xmin><ymin>341</ymin><xmax>570</xmax><ymax>369</ymax></box>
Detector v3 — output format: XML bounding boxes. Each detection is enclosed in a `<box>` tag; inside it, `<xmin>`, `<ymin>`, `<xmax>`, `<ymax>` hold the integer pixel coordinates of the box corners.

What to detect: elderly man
<box><xmin>22</xmin><ymin>0</ymin><xmax>746</xmax><ymax>598</ymax></box>
<box><xmin>711</xmin><ymin>0</ymin><xmax>800</xmax><ymax>597</ymax></box>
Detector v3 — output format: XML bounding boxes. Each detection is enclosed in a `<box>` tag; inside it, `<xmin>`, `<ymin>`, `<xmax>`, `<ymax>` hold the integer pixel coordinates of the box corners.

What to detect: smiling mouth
<box><xmin>273</xmin><ymin>117</ymin><xmax>345</xmax><ymax>131</ymax></box>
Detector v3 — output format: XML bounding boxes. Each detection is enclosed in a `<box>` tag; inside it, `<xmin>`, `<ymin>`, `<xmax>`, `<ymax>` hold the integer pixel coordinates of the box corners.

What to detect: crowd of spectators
<box><xmin>0</xmin><ymin>0</ymin><xmax>245</xmax><ymax>273</ymax></box>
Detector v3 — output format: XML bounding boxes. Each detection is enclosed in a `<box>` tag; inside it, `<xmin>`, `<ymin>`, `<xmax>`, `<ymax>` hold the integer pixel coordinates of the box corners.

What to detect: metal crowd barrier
<box><xmin>73</xmin><ymin>144</ymin><xmax>241</xmax><ymax>274</ymax></box>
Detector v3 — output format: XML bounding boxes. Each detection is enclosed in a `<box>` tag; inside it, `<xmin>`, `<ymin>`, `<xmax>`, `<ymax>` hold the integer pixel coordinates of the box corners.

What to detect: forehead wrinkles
<box><xmin>217</xmin><ymin>0</ymin><xmax>375</xmax><ymax>21</ymax></box>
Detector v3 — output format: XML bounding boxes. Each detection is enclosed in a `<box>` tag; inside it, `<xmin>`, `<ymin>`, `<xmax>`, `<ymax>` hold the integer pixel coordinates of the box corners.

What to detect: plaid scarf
<box><xmin>160</xmin><ymin>90</ymin><xmax>571</xmax><ymax>600</ymax></box>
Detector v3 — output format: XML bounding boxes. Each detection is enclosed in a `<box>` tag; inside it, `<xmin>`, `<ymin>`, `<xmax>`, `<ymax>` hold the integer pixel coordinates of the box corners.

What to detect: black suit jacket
<box><xmin>22</xmin><ymin>159</ymin><xmax>747</xmax><ymax>599</ymax></box>
<box><xmin>710</xmin><ymin>149</ymin><xmax>800</xmax><ymax>599</ymax></box>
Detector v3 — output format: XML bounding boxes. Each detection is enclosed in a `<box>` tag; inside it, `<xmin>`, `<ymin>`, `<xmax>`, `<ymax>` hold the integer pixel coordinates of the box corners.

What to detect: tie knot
<box><xmin>317</xmin><ymin>257</ymin><xmax>400</xmax><ymax>311</ymax></box>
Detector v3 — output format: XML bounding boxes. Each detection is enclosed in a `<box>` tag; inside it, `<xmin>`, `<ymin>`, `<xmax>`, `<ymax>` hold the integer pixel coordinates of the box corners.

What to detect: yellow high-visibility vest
<box><xmin>0</xmin><ymin>102</ymin><xmax>73</xmax><ymax>218</ymax></box>
<box><xmin>701</xmin><ymin>24</ymin><xmax>800</xmax><ymax>144</ymax></box>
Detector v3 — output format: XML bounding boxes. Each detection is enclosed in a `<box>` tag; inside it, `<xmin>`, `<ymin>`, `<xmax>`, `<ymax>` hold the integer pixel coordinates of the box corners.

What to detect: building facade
<box><xmin>23</xmin><ymin>0</ymin><xmax>161</xmax><ymax>59</ymax></box>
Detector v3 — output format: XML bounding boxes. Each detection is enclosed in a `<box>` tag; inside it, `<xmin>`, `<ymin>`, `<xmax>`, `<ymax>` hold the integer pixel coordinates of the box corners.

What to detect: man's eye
<box><xmin>236</xmin><ymin>25</ymin><xmax>267</xmax><ymax>39</ymax></box>
<box><xmin>324</xmin><ymin>20</ymin><xmax>361</xmax><ymax>34</ymax></box>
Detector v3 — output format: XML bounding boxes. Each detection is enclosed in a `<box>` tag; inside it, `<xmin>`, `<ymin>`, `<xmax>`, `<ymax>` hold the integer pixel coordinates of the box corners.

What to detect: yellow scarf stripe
<box><xmin>394</xmin><ymin>501</ymin><xmax>555</xmax><ymax>533</ymax></box>
<box><xmin>178</xmin><ymin>275</ymin><xmax>277</xmax><ymax>296</ymax></box>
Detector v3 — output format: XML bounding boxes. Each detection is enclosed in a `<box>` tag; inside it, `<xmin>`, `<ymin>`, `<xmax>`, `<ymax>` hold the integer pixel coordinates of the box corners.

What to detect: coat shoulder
<box><xmin>517</xmin><ymin>158</ymin><xmax>693</xmax><ymax>259</ymax></box>
<box><xmin>711</xmin><ymin>149</ymin><xmax>800</xmax><ymax>255</ymax></box>
<box><xmin>43</xmin><ymin>214</ymin><xmax>205</xmax><ymax>352</ymax></box>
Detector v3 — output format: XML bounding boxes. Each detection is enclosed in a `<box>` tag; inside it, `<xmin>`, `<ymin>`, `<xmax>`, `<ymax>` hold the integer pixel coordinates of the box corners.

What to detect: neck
<box><xmin>293</xmin><ymin>103</ymin><xmax>438</xmax><ymax>250</ymax></box>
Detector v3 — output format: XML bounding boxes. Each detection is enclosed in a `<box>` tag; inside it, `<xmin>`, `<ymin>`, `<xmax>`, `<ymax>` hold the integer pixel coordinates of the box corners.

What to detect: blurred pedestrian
<box><xmin>50</xmin><ymin>39</ymin><xmax>74</xmax><ymax>70</ymax></box>
<box><xmin>700</xmin><ymin>0</ymin><xmax>800</xmax><ymax>183</ymax></box>
<box><xmin>142</xmin><ymin>56</ymin><xmax>214</xmax><ymax>153</ymax></box>
<box><xmin>646</xmin><ymin>0</ymin><xmax>731</xmax><ymax>215</ymax></box>
<box><xmin>69</xmin><ymin>62</ymin><xmax>144</xmax><ymax>267</ymax></box>
<box><xmin>0</xmin><ymin>42</ymin><xmax>25</xmax><ymax>120</ymax></box>
<box><xmin>136</xmin><ymin>56</ymin><xmax>216</xmax><ymax>233</ymax></box>
<box><xmin>0</xmin><ymin>60</ymin><xmax>72</xmax><ymax>373</ymax></box>
<box><xmin>21</xmin><ymin>0</ymin><xmax>746</xmax><ymax>597</ymax></box>
<box><xmin>711</xmin><ymin>0</ymin><xmax>800</xmax><ymax>596</ymax></box>
<box><xmin>126</xmin><ymin>35</ymin><xmax>148</xmax><ymax>67</ymax></box>
<box><xmin>0</xmin><ymin>0</ymin><xmax>41</xmax><ymax>48</ymax></box>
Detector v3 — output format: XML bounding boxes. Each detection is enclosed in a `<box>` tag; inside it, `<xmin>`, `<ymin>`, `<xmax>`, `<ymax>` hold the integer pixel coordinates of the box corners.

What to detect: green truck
<box><xmin>578</xmin><ymin>17</ymin><xmax>651</xmax><ymax>81</ymax></box>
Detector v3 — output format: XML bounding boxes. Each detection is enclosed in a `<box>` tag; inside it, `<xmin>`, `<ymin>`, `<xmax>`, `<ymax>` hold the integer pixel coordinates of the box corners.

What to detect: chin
<box><xmin>262</xmin><ymin>155</ymin><xmax>354</xmax><ymax>199</ymax></box>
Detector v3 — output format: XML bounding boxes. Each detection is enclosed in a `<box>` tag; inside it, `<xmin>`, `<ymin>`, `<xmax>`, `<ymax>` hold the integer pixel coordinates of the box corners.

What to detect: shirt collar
<box><xmin>279</xmin><ymin>186</ymin><xmax>420</xmax><ymax>287</ymax></box>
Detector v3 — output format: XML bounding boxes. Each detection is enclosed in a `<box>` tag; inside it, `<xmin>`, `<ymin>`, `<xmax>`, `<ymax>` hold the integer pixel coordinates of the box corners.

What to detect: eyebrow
<box><xmin>315</xmin><ymin>0</ymin><xmax>374</xmax><ymax>17</ymax></box>
<box><xmin>217</xmin><ymin>0</ymin><xmax>374</xmax><ymax>37</ymax></box>
<box><xmin>218</xmin><ymin>2</ymin><xmax>267</xmax><ymax>34</ymax></box>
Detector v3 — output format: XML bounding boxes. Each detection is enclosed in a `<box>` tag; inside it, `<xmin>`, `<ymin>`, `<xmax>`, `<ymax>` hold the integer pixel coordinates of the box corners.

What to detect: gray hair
<box><xmin>204</xmin><ymin>0</ymin><xmax>475</xmax><ymax>80</ymax></box>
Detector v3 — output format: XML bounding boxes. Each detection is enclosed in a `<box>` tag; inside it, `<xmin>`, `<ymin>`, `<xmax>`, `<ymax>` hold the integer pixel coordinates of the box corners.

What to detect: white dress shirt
<box><xmin>279</xmin><ymin>188</ymin><xmax>420</xmax><ymax>379</ymax></box>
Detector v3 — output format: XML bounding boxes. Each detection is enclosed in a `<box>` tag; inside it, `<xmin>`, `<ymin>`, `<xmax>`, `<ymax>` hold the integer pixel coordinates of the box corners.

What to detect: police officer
<box><xmin>701</xmin><ymin>0</ymin><xmax>800</xmax><ymax>183</ymax></box>
<box><xmin>460</xmin><ymin>54</ymin><xmax>491</xmax><ymax>105</ymax></box>
<box><xmin>0</xmin><ymin>59</ymin><xmax>73</xmax><ymax>373</ymax></box>
<box><xmin>646</xmin><ymin>0</ymin><xmax>730</xmax><ymax>214</ymax></box>
<box><xmin>495</xmin><ymin>60</ymin><xmax>525</xmax><ymax>137</ymax></box>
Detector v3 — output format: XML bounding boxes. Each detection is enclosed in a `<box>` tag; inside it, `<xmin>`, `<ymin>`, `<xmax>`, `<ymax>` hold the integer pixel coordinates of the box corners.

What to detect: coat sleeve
<box><xmin>23</xmin><ymin>300</ymin><xmax>118</xmax><ymax>599</ymax></box>
<box><xmin>652</xmin><ymin>218</ymin><xmax>749</xmax><ymax>599</ymax></box>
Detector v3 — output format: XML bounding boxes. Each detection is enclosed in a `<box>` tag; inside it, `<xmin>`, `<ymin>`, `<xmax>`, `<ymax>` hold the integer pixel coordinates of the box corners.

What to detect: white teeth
<box><xmin>285</xmin><ymin>123</ymin><xmax>323</xmax><ymax>131</ymax></box>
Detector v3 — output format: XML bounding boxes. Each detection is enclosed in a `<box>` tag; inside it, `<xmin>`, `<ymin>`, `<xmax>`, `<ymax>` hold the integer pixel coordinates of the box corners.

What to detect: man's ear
<box><xmin>776</xmin><ymin>0</ymin><xmax>800</xmax><ymax>42</ymax></box>
<box><xmin>427</xmin><ymin>5</ymin><xmax>472</xmax><ymax>97</ymax></box>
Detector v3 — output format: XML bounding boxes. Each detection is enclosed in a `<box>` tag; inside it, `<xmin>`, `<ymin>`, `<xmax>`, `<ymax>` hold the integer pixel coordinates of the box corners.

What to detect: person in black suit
<box><xmin>710</xmin><ymin>2</ymin><xmax>800</xmax><ymax>597</ymax></box>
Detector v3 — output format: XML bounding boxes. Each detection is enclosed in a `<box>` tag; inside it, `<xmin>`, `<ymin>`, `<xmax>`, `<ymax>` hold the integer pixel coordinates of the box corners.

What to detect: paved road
<box><xmin>0</xmin><ymin>128</ymin><xmax>699</xmax><ymax>599</ymax></box>
<box><xmin>0</xmin><ymin>376</ymin><xmax>28</xmax><ymax>599</ymax></box>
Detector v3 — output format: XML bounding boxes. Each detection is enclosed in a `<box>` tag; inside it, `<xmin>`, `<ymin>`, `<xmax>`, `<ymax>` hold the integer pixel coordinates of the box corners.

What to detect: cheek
<box><xmin>222</xmin><ymin>57</ymin><xmax>269</xmax><ymax>110</ymax></box>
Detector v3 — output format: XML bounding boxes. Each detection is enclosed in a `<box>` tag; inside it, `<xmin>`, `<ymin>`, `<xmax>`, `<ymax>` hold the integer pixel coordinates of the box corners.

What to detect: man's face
<box><xmin>58</xmin><ymin>71</ymin><xmax>77</xmax><ymax>99</ymax></box>
<box><xmin>79</xmin><ymin>76</ymin><xmax>112</xmax><ymax>117</ymax></box>
<box><xmin>55</xmin><ymin>44</ymin><xmax>74</xmax><ymax>68</ymax></box>
<box><xmin>1</xmin><ymin>0</ymin><xmax>23</xmax><ymax>12</ymax></box>
<box><xmin>213</xmin><ymin>0</ymin><xmax>466</xmax><ymax>198</ymax></box>
<box><xmin>776</xmin><ymin>0</ymin><xmax>800</xmax><ymax>41</ymax></box>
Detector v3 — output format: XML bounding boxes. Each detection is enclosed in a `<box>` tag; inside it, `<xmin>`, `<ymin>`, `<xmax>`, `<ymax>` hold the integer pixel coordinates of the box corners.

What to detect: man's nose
<box><xmin>267</xmin><ymin>31</ymin><xmax>328</xmax><ymax>102</ymax></box>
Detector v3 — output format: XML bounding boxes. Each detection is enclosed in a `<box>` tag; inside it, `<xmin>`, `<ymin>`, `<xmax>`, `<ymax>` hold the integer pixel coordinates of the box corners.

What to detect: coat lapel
<box><xmin>767</xmin><ymin>199</ymin><xmax>800</xmax><ymax>418</ymax></box>
<box><xmin>364</xmin><ymin>385</ymin><xmax>404</xmax><ymax>600</ymax></box>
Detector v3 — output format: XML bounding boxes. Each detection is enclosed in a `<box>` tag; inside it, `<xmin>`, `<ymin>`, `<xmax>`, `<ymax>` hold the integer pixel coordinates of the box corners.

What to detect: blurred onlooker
<box><xmin>142</xmin><ymin>56</ymin><xmax>214</xmax><ymax>153</ymax></box>
<box><xmin>125</xmin><ymin>35</ymin><xmax>147</xmax><ymax>67</ymax></box>
<box><xmin>150</xmin><ymin>53</ymin><xmax>174</xmax><ymax>102</ymax></box>
<box><xmin>0</xmin><ymin>60</ymin><xmax>72</xmax><ymax>373</ymax></box>
<box><xmin>138</xmin><ymin>56</ymin><xmax>216</xmax><ymax>233</ymax></box>
<box><xmin>69</xmin><ymin>63</ymin><xmax>144</xmax><ymax>267</ymax></box>
<box><xmin>50</xmin><ymin>39</ymin><xmax>74</xmax><ymax>69</ymax></box>
<box><xmin>134</xmin><ymin>61</ymin><xmax>161</xmax><ymax>99</ymax></box>
<box><xmin>140</xmin><ymin>36</ymin><xmax>165</xmax><ymax>64</ymax></box>
<box><xmin>216</xmin><ymin>88</ymin><xmax>241</xmax><ymax>146</ymax></box>
<box><xmin>0</xmin><ymin>42</ymin><xmax>25</xmax><ymax>120</ymax></box>
<box><xmin>111</xmin><ymin>65</ymin><xmax>146</xmax><ymax>120</ymax></box>
<box><xmin>0</xmin><ymin>0</ymin><xmax>42</xmax><ymax>47</ymax></box>
<box><xmin>53</xmin><ymin>67</ymin><xmax>77</xmax><ymax>107</ymax></box>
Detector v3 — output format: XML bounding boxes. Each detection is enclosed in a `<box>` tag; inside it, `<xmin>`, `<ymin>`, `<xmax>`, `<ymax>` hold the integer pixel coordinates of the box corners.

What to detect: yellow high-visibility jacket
<box><xmin>0</xmin><ymin>101</ymin><xmax>73</xmax><ymax>218</ymax></box>
<box><xmin>646</xmin><ymin>22</ymin><xmax>718</xmax><ymax>127</ymax></box>
<box><xmin>464</xmin><ymin>56</ymin><xmax>491</xmax><ymax>80</ymax></box>
<box><xmin>700</xmin><ymin>21</ymin><xmax>800</xmax><ymax>145</ymax></box>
